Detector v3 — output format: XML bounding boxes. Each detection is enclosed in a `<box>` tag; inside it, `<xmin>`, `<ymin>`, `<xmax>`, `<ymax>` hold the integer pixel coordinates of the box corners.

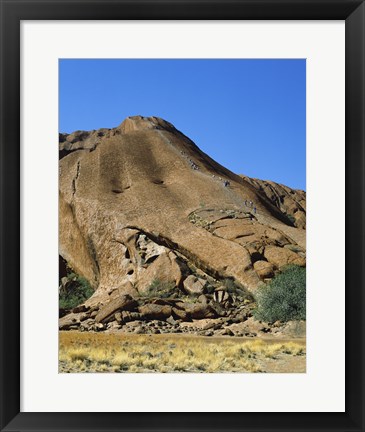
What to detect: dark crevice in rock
<box><xmin>144</xmin><ymin>255</ymin><xmax>158</xmax><ymax>265</ymax></box>
<box><xmin>59</xmin><ymin>255</ymin><xmax>68</xmax><ymax>279</ymax></box>
<box><xmin>72</xmin><ymin>161</ymin><xmax>81</xmax><ymax>197</ymax></box>
<box><xmin>86</xmin><ymin>235</ymin><xmax>100</xmax><ymax>283</ymax></box>
<box><xmin>250</xmin><ymin>251</ymin><xmax>266</xmax><ymax>264</ymax></box>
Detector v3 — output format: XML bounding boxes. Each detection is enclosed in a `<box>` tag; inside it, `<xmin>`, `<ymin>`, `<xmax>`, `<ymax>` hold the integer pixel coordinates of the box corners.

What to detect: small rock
<box><xmin>273</xmin><ymin>320</ymin><xmax>282</xmax><ymax>327</ymax></box>
<box><xmin>133</xmin><ymin>326</ymin><xmax>144</xmax><ymax>334</ymax></box>
<box><xmin>166</xmin><ymin>315</ymin><xmax>177</xmax><ymax>326</ymax></box>
<box><xmin>122</xmin><ymin>311</ymin><xmax>141</xmax><ymax>322</ymax></box>
<box><xmin>107</xmin><ymin>321</ymin><xmax>121</xmax><ymax>331</ymax></box>
<box><xmin>94</xmin><ymin>322</ymin><xmax>105</xmax><ymax>331</ymax></box>
<box><xmin>80</xmin><ymin>318</ymin><xmax>94</xmax><ymax>331</ymax></box>
<box><xmin>115</xmin><ymin>312</ymin><xmax>122</xmax><ymax>323</ymax></box>
<box><xmin>223</xmin><ymin>328</ymin><xmax>234</xmax><ymax>336</ymax></box>
<box><xmin>126</xmin><ymin>320</ymin><xmax>143</xmax><ymax>328</ymax></box>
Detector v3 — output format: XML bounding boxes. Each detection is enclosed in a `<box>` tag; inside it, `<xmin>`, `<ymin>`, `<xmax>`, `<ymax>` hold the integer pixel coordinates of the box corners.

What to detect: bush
<box><xmin>59</xmin><ymin>272</ymin><xmax>94</xmax><ymax>309</ymax></box>
<box><xmin>142</xmin><ymin>279</ymin><xmax>176</xmax><ymax>298</ymax></box>
<box><xmin>286</xmin><ymin>213</ymin><xmax>296</xmax><ymax>226</ymax></box>
<box><xmin>253</xmin><ymin>265</ymin><xmax>306</xmax><ymax>322</ymax></box>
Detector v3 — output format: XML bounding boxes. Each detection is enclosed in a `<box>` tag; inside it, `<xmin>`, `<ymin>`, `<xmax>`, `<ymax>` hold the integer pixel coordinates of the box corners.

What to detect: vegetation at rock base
<box><xmin>59</xmin><ymin>272</ymin><xmax>94</xmax><ymax>310</ymax></box>
<box><xmin>254</xmin><ymin>265</ymin><xmax>306</xmax><ymax>322</ymax></box>
<box><xmin>59</xmin><ymin>332</ymin><xmax>305</xmax><ymax>373</ymax></box>
<box><xmin>141</xmin><ymin>279</ymin><xmax>177</xmax><ymax>299</ymax></box>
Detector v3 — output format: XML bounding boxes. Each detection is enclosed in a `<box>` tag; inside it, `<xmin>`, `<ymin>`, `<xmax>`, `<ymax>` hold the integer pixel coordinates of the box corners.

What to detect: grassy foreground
<box><xmin>59</xmin><ymin>332</ymin><xmax>306</xmax><ymax>373</ymax></box>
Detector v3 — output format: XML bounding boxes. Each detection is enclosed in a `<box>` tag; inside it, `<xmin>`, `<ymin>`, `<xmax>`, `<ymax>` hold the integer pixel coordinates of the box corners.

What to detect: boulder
<box><xmin>253</xmin><ymin>260</ymin><xmax>275</xmax><ymax>279</ymax></box>
<box><xmin>90</xmin><ymin>310</ymin><xmax>99</xmax><ymax>319</ymax></box>
<box><xmin>116</xmin><ymin>281</ymin><xmax>140</xmax><ymax>299</ymax></box>
<box><xmin>106</xmin><ymin>321</ymin><xmax>121</xmax><ymax>331</ymax></box>
<box><xmin>172</xmin><ymin>307</ymin><xmax>189</xmax><ymax>321</ymax></box>
<box><xmin>166</xmin><ymin>316</ymin><xmax>178</xmax><ymax>326</ymax></box>
<box><xmin>183</xmin><ymin>275</ymin><xmax>207</xmax><ymax>295</ymax></box>
<box><xmin>194</xmin><ymin>318</ymin><xmax>224</xmax><ymax>330</ymax></box>
<box><xmin>137</xmin><ymin>252</ymin><xmax>183</xmax><ymax>294</ymax></box>
<box><xmin>198</xmin><ymin>294</ymin><xmax>208</xmax><ymax>304</ymax></box>
<box><xmin>264</xmin><ymin>245</ymin><xmax>306</xmax><ymax>269</ymax></box>
<box><xmin>227</xmin><ymin>317</ymin><xmax>268</xmax><ymax>335</ymax></box>
<box><xmin>59</xmin><ymin>313</ymin><xmax>80</xmax><ymax>330</ymax></box>
<box><xmin>121</xmin><ymin>311</ymin><xmax>141</xmax><ymax>322</ymax></box>
<box><xmin>180</xmin><ymin>302</ymin><xmax>217</xmax><ymax>319</ymax></box>
<box><xmin>138</xmin><ymin>304</ymin><xmax>172</xmax><ymax>320</ymax></box>
<box><xmin>95</xmin><ymin>294</ymin><xmax>137</xmax><ymax>323</ymax></box>
<box><xmin>279</xmin><ymin>320</ymin><xmax>306</xmax><ymax>338</ymax></box>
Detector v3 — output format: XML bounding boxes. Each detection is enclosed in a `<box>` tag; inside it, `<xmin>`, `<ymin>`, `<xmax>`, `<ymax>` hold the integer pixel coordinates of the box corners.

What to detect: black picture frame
<box><xmin>1</xmin><ymin>1</ymin><xmax>364</xmax><ymax>431</ymax></box>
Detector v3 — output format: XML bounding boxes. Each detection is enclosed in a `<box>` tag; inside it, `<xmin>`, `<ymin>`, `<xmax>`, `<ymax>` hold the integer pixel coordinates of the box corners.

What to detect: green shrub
<box><xmin>142</xmin><ymin>279</ymin><xmax>176</xmax><ymax>298</ymax></box>
<box><xmin>59</xmin><ymin>272</ymin><xmax>94</xmax><ymax>309</ymax></box>
<box><xmin>286</xmin><ymin>213</ymin><xmax>296</xmax><ymax>226</ymax></box>
<box><xmin>254</xmin><ymin>265</ymin><xmax>306</xmax><ymax>322</ymax></box>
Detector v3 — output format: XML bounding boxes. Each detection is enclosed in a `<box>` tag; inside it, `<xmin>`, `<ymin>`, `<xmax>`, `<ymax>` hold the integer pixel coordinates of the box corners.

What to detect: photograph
<box><xmin>1</xmin><ymin>0</ymin><xmax>363</xmax><ymax>427</ymax></box>
<box><xmin>58</xmin><ymin>58</ymin><xmax>306</xmax><ymax>373</ymax></box>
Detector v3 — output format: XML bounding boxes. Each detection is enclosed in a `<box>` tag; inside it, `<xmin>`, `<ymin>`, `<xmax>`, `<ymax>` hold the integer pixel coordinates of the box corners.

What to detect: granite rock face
<box><xmin>59</xmin><ymin>116</ymin><xmax>306</xmax><ymax>308</ymax></box>
<box><xmin>240</xmin><ymin>176</ymin><xmax>306</xmax><ymax>229</ymax></box>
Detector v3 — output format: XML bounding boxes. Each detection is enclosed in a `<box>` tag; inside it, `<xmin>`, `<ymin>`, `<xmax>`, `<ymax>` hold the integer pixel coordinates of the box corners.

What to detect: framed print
<box><xmin>1</xmin><ymin>0</ymin><xmax>364</xmax><ymax>431</ymax></box>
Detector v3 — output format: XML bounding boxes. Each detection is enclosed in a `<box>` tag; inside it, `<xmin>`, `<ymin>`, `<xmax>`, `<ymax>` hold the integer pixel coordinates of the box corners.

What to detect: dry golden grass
<box><xmin>59</xmin><ymin>332</ymin><xmax>305</xmax><ymax>373</ymax></box>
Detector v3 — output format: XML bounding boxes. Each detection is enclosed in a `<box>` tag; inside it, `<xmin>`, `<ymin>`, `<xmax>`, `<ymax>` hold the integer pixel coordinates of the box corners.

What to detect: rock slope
<box><xmin>59</xmin><ymin>116</ymin><xmax>306</xmax><ymax>334</ymax></box>
<box><xmin>240</xmin><ymin>176</ymin><xmax>306</xmax><ymax>229</ymax></box>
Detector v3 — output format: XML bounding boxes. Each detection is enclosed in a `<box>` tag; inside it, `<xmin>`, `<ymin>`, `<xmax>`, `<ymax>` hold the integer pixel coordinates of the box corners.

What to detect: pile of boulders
<box><xmin>59</xmin><ymin>288</ymin><xmax>305</xmax><ymax>338</ymax></box>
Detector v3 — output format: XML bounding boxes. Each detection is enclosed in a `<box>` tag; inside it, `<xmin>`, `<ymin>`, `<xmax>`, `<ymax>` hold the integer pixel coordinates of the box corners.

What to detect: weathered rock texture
<box><xmin>240</xmin><ymin>176</ymin><xmax>306</xmax><ymax>229</ymax></box>
<box><xmin>59</xmin><ymin>116</ymin><xmax>306</xmax><ymax>308</ymax></box>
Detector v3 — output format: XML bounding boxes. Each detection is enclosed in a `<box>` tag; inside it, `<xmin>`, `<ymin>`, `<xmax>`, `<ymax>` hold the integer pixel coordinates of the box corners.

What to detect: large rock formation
<box><xmin>240</xmin><ymin>176</ymin><xmax>306</xmax><ymax>229</ymax></box>
<box><xmin>59</xmin><ymin>116</ymin><xmax>306</xmax><ymax>311</ymax></box>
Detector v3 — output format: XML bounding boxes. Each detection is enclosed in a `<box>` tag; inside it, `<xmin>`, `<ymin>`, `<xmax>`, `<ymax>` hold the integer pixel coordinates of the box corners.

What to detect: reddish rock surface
<box><xmin>240</xmin><ymin>175</ymin><xmax>306</xmax><ymax>229</ymax></box>
<box><xmin>59</xmin><ymin>116</ymin><xmax>306</xmax><ymax>306</ymax></box>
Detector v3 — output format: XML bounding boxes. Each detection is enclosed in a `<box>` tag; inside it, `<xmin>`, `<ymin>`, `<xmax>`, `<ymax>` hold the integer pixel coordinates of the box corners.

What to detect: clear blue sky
<box><xmin>59</xmin><ymin>59</ymin><xmax>306</xmax><ymax>190</ymax></box>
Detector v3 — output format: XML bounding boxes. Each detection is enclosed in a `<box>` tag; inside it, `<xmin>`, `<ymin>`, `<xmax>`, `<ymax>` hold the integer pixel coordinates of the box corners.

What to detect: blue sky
<box><xmin>59</xmin><ymin>59</ymin><xmax>306</xmax><ymax>190</ymax></box>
